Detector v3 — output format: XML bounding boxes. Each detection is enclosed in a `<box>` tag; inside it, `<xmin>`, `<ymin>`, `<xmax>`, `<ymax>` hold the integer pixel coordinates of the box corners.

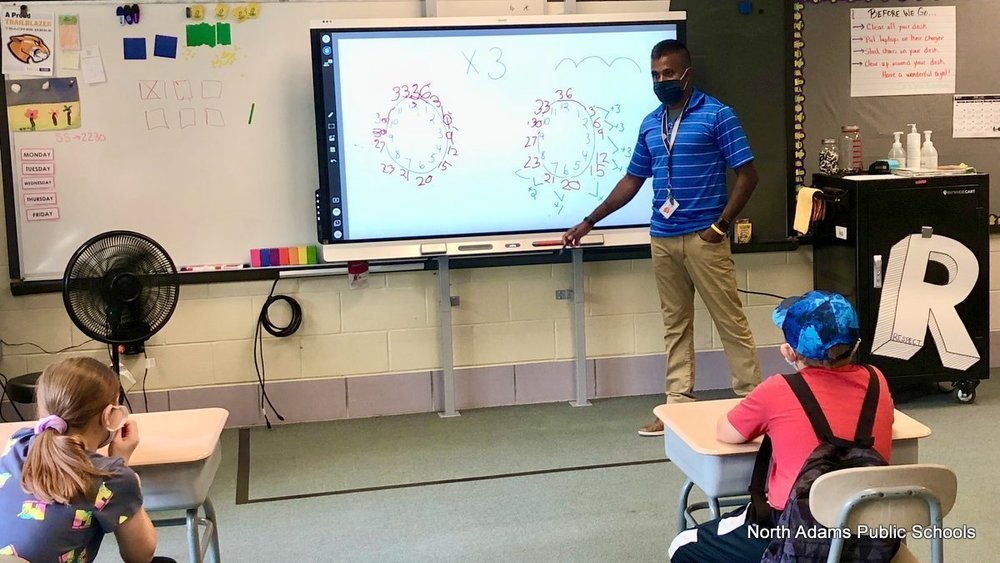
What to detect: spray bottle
<box><xmin>906</xmin><ymin>124</ymin><xmax>921</xmax><ymax>170</ymax></box>
<box><xmin>887</xmin><ymin>131</ymin><xmax>906</xmax><ymax>169</ymax></box>
<box><xmin>920</xmin><ymin>130</ymin><xmax>938</xmax><ymax>171</ymax></box>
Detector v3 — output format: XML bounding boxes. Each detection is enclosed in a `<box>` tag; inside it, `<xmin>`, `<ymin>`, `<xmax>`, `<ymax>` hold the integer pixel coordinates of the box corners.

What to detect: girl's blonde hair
<box><xmin>20</xmin><ymin>357</ymin><xmax>119</xmax><ymax>504</ymax></box>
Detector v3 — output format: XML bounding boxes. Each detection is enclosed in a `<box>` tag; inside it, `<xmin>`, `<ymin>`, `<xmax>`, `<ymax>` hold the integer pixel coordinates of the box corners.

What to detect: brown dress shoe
<box><xmin>638</xmin><ymin>418</ymin><xmax>664</xmax><ymax>437</ymax></box>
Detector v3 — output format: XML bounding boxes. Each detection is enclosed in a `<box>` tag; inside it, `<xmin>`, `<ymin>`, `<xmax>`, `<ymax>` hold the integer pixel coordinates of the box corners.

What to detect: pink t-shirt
<box><xmin>727</xmin><ymin>365</ymin><xmax>895</xmax><ymax>510</ymax></box>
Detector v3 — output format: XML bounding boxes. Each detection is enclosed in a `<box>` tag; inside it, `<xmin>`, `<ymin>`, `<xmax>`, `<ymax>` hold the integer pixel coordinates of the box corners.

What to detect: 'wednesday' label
<box><xmin>20</xmin><ymin>176</ymin><xmax>54</xmax><ymax>190</ymax></box>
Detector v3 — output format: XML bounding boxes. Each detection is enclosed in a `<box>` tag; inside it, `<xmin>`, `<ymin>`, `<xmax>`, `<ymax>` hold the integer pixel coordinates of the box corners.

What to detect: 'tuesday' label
<box><xmin>20</xmin><ymin>176</ymin><xmax>54</xmax><ymax>190</ymax></box>
<box><xmin>21</xmin><ymin>162</ymin><xmax>54</xmax><ymax>175</ymax></box>
<box><xmin>23</xmin><ymin>192</ymin><xmax>57</xmax><ymax>207</ymax></box>
<box><xmin>26</xmin><ymin>207</ymin><xmax>59</xmax><ymax>221</ymax></box>
<box><xmin>19</xmin><ymin>148</ymin><xmax>53</xmax><ymax>161</ymax></box>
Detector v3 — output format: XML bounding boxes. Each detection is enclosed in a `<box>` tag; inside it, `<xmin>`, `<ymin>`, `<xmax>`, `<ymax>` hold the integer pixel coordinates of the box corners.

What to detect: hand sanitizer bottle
<box><xmin>906</xmin><ymin>124</ymin><xmax>921</xmax><ymax>170</ymax></box>
<box><xmin>920</xmin><ymin>130</ymin><xmax>938</xmax><ymax>171</ymax></box>
<box><xmin>887</xmin><ymin>131</ymin><xmax>906</xmax><ymax>169</ymax></box>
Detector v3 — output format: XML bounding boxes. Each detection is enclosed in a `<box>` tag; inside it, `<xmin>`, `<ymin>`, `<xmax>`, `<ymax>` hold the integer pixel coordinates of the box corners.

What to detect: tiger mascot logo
<box><xmin>7</xmin><ymin>34</ymin><xmax>50</xmax><ymax>64</ymax></box>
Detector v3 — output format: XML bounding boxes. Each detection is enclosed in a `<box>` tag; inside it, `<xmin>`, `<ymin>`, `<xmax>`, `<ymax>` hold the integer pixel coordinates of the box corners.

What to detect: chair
<box><xmin>5</xmin><ymin>371</ymin><xmax>41</xmax><ymax>405</ymax></box>
<box><xmin>809</xmin><ymin>464</ymin><xmax>958</xmax><ymax>563</ymax></box>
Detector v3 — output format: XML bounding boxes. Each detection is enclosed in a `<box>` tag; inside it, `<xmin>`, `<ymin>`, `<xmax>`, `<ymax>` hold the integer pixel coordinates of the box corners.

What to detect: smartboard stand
<box><xmin>437</xmin><ymin>255</ymin><xmax>460</xmax><ymax>418</ymax></box>
<box><xmin>570</xmin><ymin>247</ymin><xmax>591</xmax><ymax>408</ymax></box>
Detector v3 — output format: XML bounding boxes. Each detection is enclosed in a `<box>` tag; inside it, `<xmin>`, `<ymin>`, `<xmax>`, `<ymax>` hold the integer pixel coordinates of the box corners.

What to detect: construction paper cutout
<box><xmin>123</xmin><ymin>37</ymin><xmax>146</xmax><ymax>60</ymax></box>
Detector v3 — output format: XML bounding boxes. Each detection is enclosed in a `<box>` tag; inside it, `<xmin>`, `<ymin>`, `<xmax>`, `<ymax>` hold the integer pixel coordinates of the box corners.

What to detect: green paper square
<box><xmin>216</xmin><ymin>23</ymin><xmax>231</xmax><ymax>46</ymax></box>
<box><xmin>186</xmin><ymin>23</ymin><xmax>215</xmax><ymax>47</ymax></box>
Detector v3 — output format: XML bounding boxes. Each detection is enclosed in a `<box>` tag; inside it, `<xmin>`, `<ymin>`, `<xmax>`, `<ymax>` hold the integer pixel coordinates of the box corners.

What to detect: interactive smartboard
<box><xmin>312</xmin><ymin>14</ymin><xmax>686</xmax><ymax>260</ymax></box>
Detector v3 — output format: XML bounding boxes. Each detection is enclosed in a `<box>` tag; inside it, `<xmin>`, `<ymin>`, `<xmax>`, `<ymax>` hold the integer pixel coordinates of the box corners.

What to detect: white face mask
<box><xmin>98</xmin><ymin>404</ymin><xmax>129</xmax><ymax>449</ymax></box>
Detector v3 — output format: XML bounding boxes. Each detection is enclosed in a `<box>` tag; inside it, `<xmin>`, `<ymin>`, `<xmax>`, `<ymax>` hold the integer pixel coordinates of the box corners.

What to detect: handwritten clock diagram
<box><xmin>372</xmin><ymin>83</ymin><xmax>458</xmax><ymax>187</ymax></box>
<box><xmin>516</xmin><ymin>88</ymin><xmax>630</xmax><ymax>215</ymax></box>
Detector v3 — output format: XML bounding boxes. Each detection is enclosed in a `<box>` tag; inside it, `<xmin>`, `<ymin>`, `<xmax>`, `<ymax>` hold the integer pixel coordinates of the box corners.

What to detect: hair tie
<box><xmin>34</xmin><ymin>415</ymin><xmax>68</xmax><ymax>435</ymax></box>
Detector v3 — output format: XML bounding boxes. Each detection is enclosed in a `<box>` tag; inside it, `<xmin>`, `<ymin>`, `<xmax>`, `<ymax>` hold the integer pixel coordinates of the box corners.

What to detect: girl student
<box><xmin>0</xmin><ymin>357</ymin><xmax>171</xmax><ymax>563</ymax></box>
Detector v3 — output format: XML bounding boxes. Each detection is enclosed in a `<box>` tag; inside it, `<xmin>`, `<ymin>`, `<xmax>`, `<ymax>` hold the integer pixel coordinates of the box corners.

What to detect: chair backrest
<box><xmin>809</xmin><ymin>464</ymin><xmax>957</xmax><ymax>530</ymax></box>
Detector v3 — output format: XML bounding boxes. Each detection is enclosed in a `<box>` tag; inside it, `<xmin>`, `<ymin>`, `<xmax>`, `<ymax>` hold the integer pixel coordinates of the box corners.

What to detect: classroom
<box><xmin>0</xmin><ymin>0</ymin><xmax>997</xmax><ymax>561</ymax></box>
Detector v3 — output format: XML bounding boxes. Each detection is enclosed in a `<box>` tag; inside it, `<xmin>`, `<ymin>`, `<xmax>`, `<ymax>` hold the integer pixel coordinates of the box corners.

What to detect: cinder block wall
<box><xmin>3</xmin><ymin>223</ymin><xmax>997</xmax><ymax>424</ymax></box>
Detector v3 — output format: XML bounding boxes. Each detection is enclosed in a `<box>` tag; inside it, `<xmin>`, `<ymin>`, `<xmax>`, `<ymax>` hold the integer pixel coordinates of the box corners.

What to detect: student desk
<box><xmin>0</xmin><ymin>408</ymin><xmax>228</xmax><ymax>563</ymax></box>
<box><xmin>653</xmin><ymin>399</ymin><xmax>931</xmax><ymax>534</ymax></box>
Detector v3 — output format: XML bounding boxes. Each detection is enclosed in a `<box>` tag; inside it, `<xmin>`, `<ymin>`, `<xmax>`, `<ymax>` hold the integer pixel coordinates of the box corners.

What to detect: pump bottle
<box><xmin>887</xmin><ymin>132</ymin><xmax>906</xmax><ymax>169</ymax></box>
<box><xmin>920</xmin><ymin>130</ymin><xmax>938</xmax><ymax>171</ymax></box>
<box><xmin>906</xmin><ymin>124</ymin><xmax>921</xmax><ymax>170</ymax></box>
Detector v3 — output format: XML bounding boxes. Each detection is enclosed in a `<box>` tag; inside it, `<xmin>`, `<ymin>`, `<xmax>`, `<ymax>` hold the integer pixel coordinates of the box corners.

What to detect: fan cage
<box><xmin>63</xmin><ymin>231</ymin><xmax>179</xmax><ymax>344</ymax></box>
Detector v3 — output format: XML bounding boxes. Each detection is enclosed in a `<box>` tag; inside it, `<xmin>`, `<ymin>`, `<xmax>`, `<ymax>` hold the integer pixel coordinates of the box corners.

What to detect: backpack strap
<box><xmin>783</xmin><ymin>367</ymin><xmax>880</xmax><ymax>449</ymax></box>
<box><xmin>852</xmin><ymin>365</ymin><xmax>881</xmax><ymax>446</ymax></box>
<box><xmin>747</xmin><ymin>433</ymin><xmax>773</xmax><ymax>526</ymax></box>
<box><xmin>782</xmin><ymin>372</ymin><xmax>841</xmax><ymax>444</ymax></box>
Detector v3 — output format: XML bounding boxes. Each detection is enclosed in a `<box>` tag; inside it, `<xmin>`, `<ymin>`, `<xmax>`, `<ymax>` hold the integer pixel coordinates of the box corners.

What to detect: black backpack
<box><xmin>748</xmin><ymin>367</ymin><xmax>900</xmax><ymax>563</ymax></box>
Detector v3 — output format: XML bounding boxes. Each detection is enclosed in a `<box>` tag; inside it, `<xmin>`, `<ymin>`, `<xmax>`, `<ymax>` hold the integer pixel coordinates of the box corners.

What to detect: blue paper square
<box><xmin>153</xmin><ymin>35</ymin><xmax>178</xmax><ymax>59</ymax></box>
<box><xmin>123</xmin><ymin>37</ymin><xmax>146</xmax><ymax>60</ymax></box>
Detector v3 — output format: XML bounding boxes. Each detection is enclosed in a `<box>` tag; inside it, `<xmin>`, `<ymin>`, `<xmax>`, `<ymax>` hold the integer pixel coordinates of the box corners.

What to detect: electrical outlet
<box><xmin>555</xmin><ymin>289</ymin><xmax>574</xmax><ymax>300</ymax></box>
<box><xmin>145</xmin><ymin>357</ymin><xmax>156</xmax><ymax>369</ymax></box>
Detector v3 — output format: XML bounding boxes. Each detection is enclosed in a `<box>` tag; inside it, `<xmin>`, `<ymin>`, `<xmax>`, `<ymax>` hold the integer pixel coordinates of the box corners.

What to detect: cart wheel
<box><xmin>952</xmin><ymin>381</ymin><xmax>978</xmax><ymax>404</ymax></box>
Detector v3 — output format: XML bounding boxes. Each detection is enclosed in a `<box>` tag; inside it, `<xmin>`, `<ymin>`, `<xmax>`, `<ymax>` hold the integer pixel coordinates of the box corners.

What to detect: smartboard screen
<box><xmin>311</xmin><ymin>15</ymin><xmax>684</xmax><ymax>250</ymax></box>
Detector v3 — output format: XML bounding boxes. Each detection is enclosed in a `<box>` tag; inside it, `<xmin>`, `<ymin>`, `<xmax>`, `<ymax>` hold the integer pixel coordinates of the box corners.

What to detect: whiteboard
<box><xmin>4</xmin><ymin>1</ymin><xmax>425</xmax><ymax>280</ymax></box>
<box><xmin>3</xmin><ymin>1</ymin><xmax>674</xmax><ymax>280</ymax></box>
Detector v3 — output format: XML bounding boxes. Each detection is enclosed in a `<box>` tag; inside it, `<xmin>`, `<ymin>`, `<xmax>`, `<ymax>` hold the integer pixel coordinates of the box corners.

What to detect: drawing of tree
<box><xmin>24</xmin><ymin>108</ymin><xmax>38</xmax><ymax>130</ymax></box>
<box><xmin>62</xmin><ymin>105</ymin><xmax>72</xmax><ymax>126</ymax></box>
<box><xmin>50</xmin><ymin>110</ymin><xmax>59</xmax><ymax>126</ymax></box>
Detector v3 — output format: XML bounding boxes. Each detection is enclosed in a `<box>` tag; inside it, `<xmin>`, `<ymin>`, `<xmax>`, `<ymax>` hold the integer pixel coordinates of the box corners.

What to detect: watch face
<box><xmin>517</xmin><ymin>90</ymin><xmax>631</xmax><ymax>217</ymax></box>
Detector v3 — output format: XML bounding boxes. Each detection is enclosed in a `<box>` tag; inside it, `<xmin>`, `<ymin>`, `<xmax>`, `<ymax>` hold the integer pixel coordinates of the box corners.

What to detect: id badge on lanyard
<box><xmin>658</xmin><ymin>105</ymin><xmax>685</xmax><ymax>221</ymax></box>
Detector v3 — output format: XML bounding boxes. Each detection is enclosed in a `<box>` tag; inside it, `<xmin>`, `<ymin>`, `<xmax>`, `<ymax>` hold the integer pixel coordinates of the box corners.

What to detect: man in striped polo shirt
<box><xmin>562</xmin><ymin>39</ymin><xmax>761</xmax><ymax>436</ymax></box>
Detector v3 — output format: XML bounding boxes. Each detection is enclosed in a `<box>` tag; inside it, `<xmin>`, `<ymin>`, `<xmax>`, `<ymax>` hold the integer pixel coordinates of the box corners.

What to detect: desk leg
<box><xmin>204</xmin><ymin>497</ymin><xmax>221</xmax><ymax>563</ymax></box>
<box><xmin>677</xmin><ymin>479</ymin><xmax>694</xmax><ymax>534</ymax></box>
<box><xmin>186</xmin><ymin>508</ymin><xmax>203</xmax><ymax>563</ymax></box>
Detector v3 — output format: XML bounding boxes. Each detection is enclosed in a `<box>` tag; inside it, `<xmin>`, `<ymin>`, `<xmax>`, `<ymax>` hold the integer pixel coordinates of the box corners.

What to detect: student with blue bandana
<box><xmin>563</xmin><ymin>39</ymin><xmax>761</xmax><ymax>435</ymax></box>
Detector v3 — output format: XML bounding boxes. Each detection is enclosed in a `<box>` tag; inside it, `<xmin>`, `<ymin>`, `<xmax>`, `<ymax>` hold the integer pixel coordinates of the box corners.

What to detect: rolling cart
<box><xmin>810</xmin><ymin>173</ymin><xmax>990</xmax><ymax>403</ymax></box>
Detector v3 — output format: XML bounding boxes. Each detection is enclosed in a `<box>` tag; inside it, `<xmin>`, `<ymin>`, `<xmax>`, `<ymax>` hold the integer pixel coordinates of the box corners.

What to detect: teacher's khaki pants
<box><xmin>651</xmin><ymin>233</ymin><xmax>761</xmax><ymax>403</ymax></box>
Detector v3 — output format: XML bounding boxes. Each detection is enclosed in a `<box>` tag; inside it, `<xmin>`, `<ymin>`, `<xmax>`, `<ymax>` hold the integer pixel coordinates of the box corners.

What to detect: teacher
<box><xmin>562</xmin><ymin>39</ymin><xmax>761</xmax><ymax>436</ymax></box>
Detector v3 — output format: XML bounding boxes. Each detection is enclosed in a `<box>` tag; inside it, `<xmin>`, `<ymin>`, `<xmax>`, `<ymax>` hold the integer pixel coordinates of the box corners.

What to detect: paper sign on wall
<box><xmin>850</xmin><ymin>6</ymin><xmax>956</xmax><ymax>97</ymax></box>
<box><xmin>953</xmin><ymin>95</ymin><xmax>1000</xmax><ymax>139</ymax></box>
<box><xmin>1</xmin><ymin>10</ymin><xmax>55</xmax><ymax>76</ymax></box>
<box><xmin>6</xmin><ymin>77</ymin><xmax>81</xmax><ymax>132</ymax></box>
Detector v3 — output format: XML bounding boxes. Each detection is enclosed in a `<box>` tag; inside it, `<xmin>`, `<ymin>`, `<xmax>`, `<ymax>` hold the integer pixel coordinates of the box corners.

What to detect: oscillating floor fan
<box><xmin>63</xmin><ymin>231</ymin><xmax>180</xmax><ymax>399</ymax></box>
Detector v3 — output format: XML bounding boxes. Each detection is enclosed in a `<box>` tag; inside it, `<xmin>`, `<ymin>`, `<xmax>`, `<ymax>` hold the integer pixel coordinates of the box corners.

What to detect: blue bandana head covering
<box><xmin>772</xmin><ymin>290</ymin><xmax>860</xmax><ymax>361</ymax></box>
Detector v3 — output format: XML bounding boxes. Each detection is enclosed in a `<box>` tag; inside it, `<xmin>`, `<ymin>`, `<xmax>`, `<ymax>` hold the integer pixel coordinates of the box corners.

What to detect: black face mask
<box><xmin>653</xmin><ymin>68</ymin><xmax>690</xmax><ymax>106</ymax></box>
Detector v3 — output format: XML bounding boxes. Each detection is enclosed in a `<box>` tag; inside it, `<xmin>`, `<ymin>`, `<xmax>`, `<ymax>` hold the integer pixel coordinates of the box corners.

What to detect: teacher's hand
<box><xmin>698</xmin><ymin>227</ymin><xmax>725</xmax><ymax>244</ymax></box>
<box><xmin>562</xmin><ymin>221</ymin><xmax>593</xmax><ymax>247</ymax></box>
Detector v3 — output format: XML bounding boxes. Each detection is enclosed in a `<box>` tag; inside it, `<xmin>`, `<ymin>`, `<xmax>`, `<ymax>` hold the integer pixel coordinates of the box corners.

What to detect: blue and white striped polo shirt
<box><xmin>627</xmin><ymin>89</ymin><xmax>754</xmax><ymax>238</ymax></box>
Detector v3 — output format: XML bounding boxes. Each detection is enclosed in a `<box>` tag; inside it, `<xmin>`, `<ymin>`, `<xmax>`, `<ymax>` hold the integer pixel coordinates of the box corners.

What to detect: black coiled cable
<box><xmin>255</xmin><ymin>279</ymin><xmax>303</xmax><ymax>428</ymax></box>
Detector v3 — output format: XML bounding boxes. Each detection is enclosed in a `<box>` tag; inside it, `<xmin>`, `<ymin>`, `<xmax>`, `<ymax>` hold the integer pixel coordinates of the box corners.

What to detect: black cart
<box><xmin>811</xmin><ymin>173</ymin><xmax>990</xmax><ymax>403</ymax></box>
